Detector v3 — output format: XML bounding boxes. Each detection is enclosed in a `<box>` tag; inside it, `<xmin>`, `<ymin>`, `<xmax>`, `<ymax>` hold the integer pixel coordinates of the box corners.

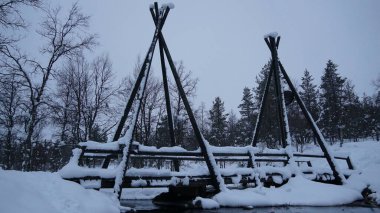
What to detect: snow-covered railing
<box><xmin>60</xmin><ymin>139</ymin><xmax>355</xmax><ymax>191</ymax></box>
<box><xmin>75</xmin><ymin>141</ymin><xmax>354</xmax><ymax>170</ymax></box>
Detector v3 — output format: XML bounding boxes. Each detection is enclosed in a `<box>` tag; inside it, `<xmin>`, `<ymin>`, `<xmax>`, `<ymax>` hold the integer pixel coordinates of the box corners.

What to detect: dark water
<box><xmin>121</xmin><ymin>199</ymin><xmax>380</xmax><ymax>212</ymax></box>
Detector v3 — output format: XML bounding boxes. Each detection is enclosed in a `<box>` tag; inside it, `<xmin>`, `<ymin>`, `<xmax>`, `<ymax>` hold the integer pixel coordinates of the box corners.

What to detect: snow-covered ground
<box><xmin>118</xmin><ymin>140</ymin><xmax>380</xmax><ymax>209</ymax></box>
<box><xmin>0</xmin><ymin>170</ymin><xmax>120</xmax><ymax>213</ymax></box>
<box><xmin>0</xmin><ymin>140</ymin><xmax>379</xmax><ymax>212</ymax></box>
<box><xmin>329</xmin><ymin>140</ymin><xmax>380</xmax><ymax>204</ymax></box>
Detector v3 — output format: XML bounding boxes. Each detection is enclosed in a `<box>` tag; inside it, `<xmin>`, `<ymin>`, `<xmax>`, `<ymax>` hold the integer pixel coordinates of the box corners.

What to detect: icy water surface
<box><xmin>121</xmin><ymin>199</ymin><xmax>380</xmax><ymax>212</ymax></box>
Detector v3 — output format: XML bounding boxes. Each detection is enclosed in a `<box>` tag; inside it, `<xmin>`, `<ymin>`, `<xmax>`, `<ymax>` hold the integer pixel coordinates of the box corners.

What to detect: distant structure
<box><xmin>59</xmin><ymin>2</ymin><xmax>354</xmax><ymax>204</ymax></box>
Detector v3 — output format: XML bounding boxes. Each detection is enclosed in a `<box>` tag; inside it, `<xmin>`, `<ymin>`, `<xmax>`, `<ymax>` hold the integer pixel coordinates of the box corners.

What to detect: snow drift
<box><xmin>0</xmin><ymin>170</ymin><xmax>119</xmax><ymax>213</ymax></box>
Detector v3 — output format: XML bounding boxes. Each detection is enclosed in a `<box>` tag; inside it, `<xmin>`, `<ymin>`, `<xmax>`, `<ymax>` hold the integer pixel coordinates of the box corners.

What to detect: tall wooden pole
<box><xmin>114</xmin><ymin>7</ymin><xmax>171</xmax><ymax>199</ymax></box>
<box><xmin>150</xmin><ymin>7</ymin><xmax>180</xmax><ymax>172</ymax></box>
<box><xmin>266</xmin><ymin>36</ymin><xmax>288</xmax><ymax>148</ymax></box>
<box><xmin>251</xmin><ymin>62</ymin><xmax>274</xmax><ymax>147</ymax></box>
<box><xmin>149</xmin><ymin>12</ymin><xmax>224</xmax><ymax>192</ymax></box>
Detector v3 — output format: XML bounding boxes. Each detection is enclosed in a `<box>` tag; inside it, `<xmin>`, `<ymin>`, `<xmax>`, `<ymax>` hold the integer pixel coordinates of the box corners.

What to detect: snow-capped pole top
<box><xmin>162</xmin><ymin>3</ymin><xmax>175</xmax><ymax>9</ymax></box>
<box><xmin>264</xmin><ymin>32</ymin><xmax>279</xmax><ymax>39</ymax></box>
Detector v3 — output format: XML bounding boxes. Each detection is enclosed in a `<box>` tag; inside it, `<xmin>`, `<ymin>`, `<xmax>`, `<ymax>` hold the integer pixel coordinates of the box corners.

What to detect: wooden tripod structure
<box><xmin>110</xmin><ymin>2</ymin><xmax>224</xmax><ymax>199</ymax></box>
<box><xmin>59</xmin><ymin>4</ymin><xmax>356</xmax><ymax>203</ymax></box>
<box><xmin>251</xmin><ymin>33</ymin><xmax>345</xmax><ymax>185</ymax></box>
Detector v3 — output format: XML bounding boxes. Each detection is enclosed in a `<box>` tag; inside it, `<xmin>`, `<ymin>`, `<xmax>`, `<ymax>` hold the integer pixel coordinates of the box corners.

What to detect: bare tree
<box><xmin>51</xmin><ymin>69</ymin><xmax>73</xmax><ymax>142</ymax></box>
<box><xmin>64</xmin><ymin>55</ymin><xmax>90</xmax><ymax>143</ymax></box>
<box><xmin>119</xmin><ymin>57</ymin><xmax>164</xmax><ymax>145</ymax></box>
<box><xmin>195</xmin><ymin>102</ymin><xmax>209</xmax><ymax>135</ymax></box>
<box><xmin>0</xmin><ymin>0</ymin><xmax>41</xmax><ymax>45</ymax></box>
<box><xmin>0</xmin><ymin>3</ymin><xmax>96</xmax><ymax>170</ymax></box>
<box><xmin>168</xmin><ymin>61</ymin><xmax>198</xmax><ymax>147</ymax></box>
<box><xmin>84</xmin><ymin>54</ymin><xmax>116</xmax><ymax>141</ymax></box>
<box><xmin>53</xmin><ymin>54</ymin><xmax>117</xmax><ymax>144</ymax></box>
<box><xmin>0</xmin><ymin>72</ymin><xmax>23</xmax><ymax>169</ymax></box>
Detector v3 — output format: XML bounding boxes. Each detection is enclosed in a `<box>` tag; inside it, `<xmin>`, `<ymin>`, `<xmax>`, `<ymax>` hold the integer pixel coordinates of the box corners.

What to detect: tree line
<box><xmin>205</xmin><ymin>60</ymin><xmax>380</xmax><ymax>152</ymax></box>
<box><xmin>0</xmin><ymin>1</ymin><xmax>379</xmax><ymax>171</ymax></box>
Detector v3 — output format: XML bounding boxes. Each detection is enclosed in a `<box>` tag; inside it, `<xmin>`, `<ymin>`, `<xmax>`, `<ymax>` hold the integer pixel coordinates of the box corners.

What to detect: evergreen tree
<box><xmin>289</xmin><ymin>69</ymin><xmax>320</xmax><ymax>147</ymax></box>
<box><xmin>361</xmin><ymin>94</ymin><xmax>378</xmax><ymax>140</ymax></box>
<box><xmin>374</xmin><ymin>91</ymin><xmax>380</xmax><ymax>141</ymax></box>
<box><xmin>300</xmin><ymin>69</ymin><xmax>319</xmax><ymax>120</ymax></box>
<box><xmin>341</xmin><ymin>81</ymin><xmax>361</xmax><ymax>141</ymax></box>
<box><xmin>226</xmin><ymin>110</ymin><xmax>239</xmax><ymax>146</ymax></box>
<box><xmin>252</xmin><ymin>61</ymin><xmax>280</xmax><ymax>148</ymax></box>
<box><xmin>237</xmin><ymin>87</ymin><xmax>256</xmax><ymax>145</ymax></box>
<box><xmin>155</xmin><ymin>115</ymin><xmax>170</xmax><ymax>148</ymax></box>
<box><xmin>208</xmin><ymin>97</ymin><xmax>228</xmax><ymax>146</ymax></box>
<box><xmin>320</xmin><ymin>60</ymin><xmax>346</xmax><ymax>143</ymax></box>
<box><xmin>239</xmin><ymin>87</ymin><xmax>255</xmax><ymax>120</ymax></box>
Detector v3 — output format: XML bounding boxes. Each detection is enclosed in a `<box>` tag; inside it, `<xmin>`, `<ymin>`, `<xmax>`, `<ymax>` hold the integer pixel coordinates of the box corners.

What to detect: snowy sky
<box><xmin>21</xmin><ymin>0</ymin><xmax>380</xmax><ymax>112</ymax></box>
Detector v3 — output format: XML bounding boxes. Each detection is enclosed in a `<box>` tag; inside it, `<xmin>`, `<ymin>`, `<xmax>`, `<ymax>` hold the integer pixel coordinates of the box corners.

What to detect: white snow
<box><xmin>79</xmin><ymin>141</ymin><xmax>120</xmax><ymax>150</ymax></box>
<box><xmin>167</xmin><ymin>3</ymin><xmax>175</xmax><ymax>9</ymax></box>
<box><xmin>138</xmin><ymin>144</ymin><xmax>188</xmax><ymax>153</ymax></box>
<box><xmin>213</xmin><ymin>176</ymin><xmax>362</xmax><ymax>207</ymax></box>
<box><xmin>328</xmin><ymin>141</ymin><xmax>380</xmax><ymax>204</ymax></box>
<box><xmin>2</xmin><ymin>141</ymin><xmax>380</xmax><ymax>211</ymax></box>
<box><xmin>264</xmin><ymin>32</ymin><xmax>278</xmax><ymax>38</ymax></box>
<box><xmin>0</xmin><ymin>170</ymin><xmax>120</xmax><ymax>213</ymax></box>
<box><xmin>193</xmin><ymin>196</ymin><xmax>220</xmax><ymax>209</ymax></box>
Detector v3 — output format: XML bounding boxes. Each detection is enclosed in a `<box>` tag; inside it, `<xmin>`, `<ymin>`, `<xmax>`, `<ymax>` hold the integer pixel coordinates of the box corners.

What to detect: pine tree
<box><xmin>361</xmin><ymin>94</ymin><xmax>378</xmax><ymax>140</ymax></box>
<box><xmin>374</xmin><ymin>91</ymin><xmax>380</xmax><ymax>141</ymax></box>
<box><xmin>289</xmin><ymin>69</ymin><xmax>320</xmax><ymax>148</ymax></box>
<box><xmin>237</xmin><ymin>87</ymin><xmax>256</xmax><ymax>145</ymax></box>
<box><xmin>252</xmin><ymin>61</ymin><xmax>279</xmax><ymax>148</ymax></box>
<box><xmin>226</xmin><ymin>110</ymin><xmax>239</xmax><ymax>146</ymax></box>
<box><xmin>300</xmin><ymin>69</ymin><xmax>319</xmax><ymax>120</ymax></box>
<box><xmin>155</xmin><ymin>115</ymin><xmax>170</xmax><ymax>148</ymax></box>
<box><xmin>341</xmin><ymin>81</ymin><xmax>361</xmax><ymax>141</ymax></box>
<box><xmin>208</xmin><ymin>97</ymin><xmax>228</xmax><ymax>146</ymax></box>
<box><xmin>320</xmin><ymin>60</ymin><xmax>346</xmax><ymax>143</ymax></box>
<box><xmin>239</xmin><ymin>87</ymin><xmax>255</xmax><ymax>120</ymax></box>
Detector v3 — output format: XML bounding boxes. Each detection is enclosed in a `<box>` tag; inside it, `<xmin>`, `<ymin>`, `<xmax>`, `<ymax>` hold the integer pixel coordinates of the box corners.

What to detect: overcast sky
<box><xmin>22</xmin><ymin>0</ymin><xmax>380</xmax><ymax>112</ymax></box>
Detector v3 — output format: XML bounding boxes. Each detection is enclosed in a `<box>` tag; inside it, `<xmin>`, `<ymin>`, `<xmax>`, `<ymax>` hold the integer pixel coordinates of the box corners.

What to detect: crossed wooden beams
<box><xmin>109</xmin><ymin>3</ymin><xmax>345</xmax><ymax>199</ymax></box>
<box><xmin>111</xmin><ymin>2</ymin><xmax>224</xmax><ymax>198</ymax></box>
<box><xmin>252</xmin><ymin>34</ymin><xmax>345</xmax><ymax>184</ymax></box>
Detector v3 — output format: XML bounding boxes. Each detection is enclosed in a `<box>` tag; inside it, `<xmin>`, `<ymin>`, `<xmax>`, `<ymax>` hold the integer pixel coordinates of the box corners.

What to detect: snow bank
<box><xmin>213</xmin><ymin>176</ymin><xmax>362</xmax><ymax>207</ymax></box>
<box><xmin>0</xmin><ymin>170</ymin><xmax>119</xmax><ymax>213</ymax></box>
<box><xmin>193</xmin><ymin>197</ymin><xmax>220</xmax><ymax>209</ymax></box>
<box><xmin>335</xmin><ymin>141</ymin><xmax>380</xmax><ymax>204</ymax></box>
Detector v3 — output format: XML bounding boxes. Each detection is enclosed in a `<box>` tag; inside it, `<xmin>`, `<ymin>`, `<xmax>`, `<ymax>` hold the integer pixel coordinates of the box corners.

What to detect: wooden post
<box><xmin>112</xmin><ymin>3</ymin><xmax>170</xmax><ymax>143</ymax></box>
<box><xmin>266</xmin><ymin>36</ymin><xmax>288</xmax><ymax>148</ymax></box>
<box><xmin>160</xmin><ymin>37</ymin><xmax>222</xmax><ymax>192</ymax></box>
<box><xmin>149</xmin><ymin>9</ymin><xmax>223</xmax><ymax>191</ymax></box>
<box><xmin>251</xmin><ymin>62</ymin><xmax>274</xmax><ymax>147</ymax></box>
<box><xmin>148</xmin><ymin>15</ymin><xmax>222</xmax><ymax>191</ymax></box>
<box><xmin>156</xmin><ymin>12</ymin><xmax>180</xmax><ymax>172</ymax></box>
<box><xmin>114</xmin><ymin>6</ymin><xmax>171</xmax><ymax>199</ymax></box>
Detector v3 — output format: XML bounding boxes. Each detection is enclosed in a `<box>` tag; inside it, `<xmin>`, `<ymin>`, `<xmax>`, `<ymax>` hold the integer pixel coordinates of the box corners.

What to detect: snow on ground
<box><xmin>0</xmin><ymin>170</ymin><xmax>120</xmax><ymax>213</ymax></box>
<box><xmin>1</xmin><ymin>140</ymin><xmax>379</xmax><ymax>211</ymax></box>
<box><xmin>213</xmin><ymin>176</ymin><xmax>362</xmax><ymax>207</ymax></box>
<box><xmin>209</xmin><ymin>140</ymin><xmax>380</xmax><ymax>208</ymax></box>
<box><xmin>330</xmin><ymin>141</ymin><xmax>380</xmax><ymax>204</ymax></box>
<box><xmin>193</xmin><ymin>196</ymin><xmax>220</xmax><ymax>209</ymax></box>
